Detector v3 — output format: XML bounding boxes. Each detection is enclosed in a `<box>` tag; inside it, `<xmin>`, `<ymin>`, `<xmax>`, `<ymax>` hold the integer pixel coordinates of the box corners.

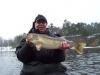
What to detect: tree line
<box><xmin>0</xmin><ymin>20</ymin><xmax>100</xmax><ymax>48</ymax></box>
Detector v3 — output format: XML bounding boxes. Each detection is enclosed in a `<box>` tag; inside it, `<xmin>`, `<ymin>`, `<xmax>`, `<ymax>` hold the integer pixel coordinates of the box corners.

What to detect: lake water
<box><xmin>0</xmin><ymin>48</ymin><xmax>100</xmax><ymax>75</ymax></box>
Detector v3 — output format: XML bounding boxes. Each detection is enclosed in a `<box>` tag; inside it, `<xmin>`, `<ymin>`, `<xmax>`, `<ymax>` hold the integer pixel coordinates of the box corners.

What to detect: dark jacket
<box><xmin>15</xmin><ymin>28</ymin><xmax>67</xmax><ymax>75</ymax></box>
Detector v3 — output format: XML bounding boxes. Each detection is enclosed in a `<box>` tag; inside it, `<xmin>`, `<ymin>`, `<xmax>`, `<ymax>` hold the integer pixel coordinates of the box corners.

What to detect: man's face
<box><xmin>35</xmin><ymin>19</ymin><xmax>47</xmax><ymax>33</ymax></box>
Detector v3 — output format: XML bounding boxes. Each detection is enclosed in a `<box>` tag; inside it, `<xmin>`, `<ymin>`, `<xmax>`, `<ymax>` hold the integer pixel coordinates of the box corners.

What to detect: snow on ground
<box><xmin>84</xmin><ymin>46</ymin><xmax>100</xmax><ymax>48</ymax></box>
<box><xmin>0</xmin><ymin>46</ymin><xmax>100</xmax><ymax>51</ymax></box>
<box><xmin>0</xmin><ymin>47</ymin><xmax>15</xmax><ymax>51</ymax></box>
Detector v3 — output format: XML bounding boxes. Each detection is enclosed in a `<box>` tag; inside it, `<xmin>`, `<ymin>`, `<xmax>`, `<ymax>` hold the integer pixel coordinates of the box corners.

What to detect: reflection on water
<box><xmin>64</xmin><ymin>48</ymin><xmax>100</xmax><ymax>75</ymax></box>
<box><xmin>0</xmin><ymin>48</ymin><xmax>100</xmax><ymax>75</ymax></box>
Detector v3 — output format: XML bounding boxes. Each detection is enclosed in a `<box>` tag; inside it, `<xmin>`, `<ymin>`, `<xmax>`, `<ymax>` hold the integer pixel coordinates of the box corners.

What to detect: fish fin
<box><xmin>75</xmin><ymin>43</ymin><xmax>86</xmax><ymax>54</ymax></box>
<box><xmin>36</xmin><ymin>43</ymin><xmax>41</xmax><ymax>51</ymax></box>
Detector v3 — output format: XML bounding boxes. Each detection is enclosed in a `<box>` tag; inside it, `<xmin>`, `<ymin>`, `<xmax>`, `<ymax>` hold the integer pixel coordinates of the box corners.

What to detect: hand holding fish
<box><xmin>59</xmin><ymin>41</ymin><xmax>70</xmax><ymax>50</ymax></box>
<box><xmin>26</xmin><ymin>39</ymin><xmax>34</xmax><ymax>47</ymax></box>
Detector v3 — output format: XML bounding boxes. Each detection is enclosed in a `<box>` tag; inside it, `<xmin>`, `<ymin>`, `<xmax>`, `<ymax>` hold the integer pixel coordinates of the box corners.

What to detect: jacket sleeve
<box><xmin>51</xmin><ymin>49</ymin><xmax>66</xmax><ymax>63</ymax></box>
<box><xmin>15</xmin><ymin>38</ymin><xmax>34</xmax><ymax>64</ymax></box>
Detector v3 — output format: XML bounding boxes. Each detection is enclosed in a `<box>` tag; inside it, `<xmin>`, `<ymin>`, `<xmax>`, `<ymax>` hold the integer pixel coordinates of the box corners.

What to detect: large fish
<box><xmin>24</xmin><ymin>33</ymin><xmax>86</xmax><ymax>54</ymax></box>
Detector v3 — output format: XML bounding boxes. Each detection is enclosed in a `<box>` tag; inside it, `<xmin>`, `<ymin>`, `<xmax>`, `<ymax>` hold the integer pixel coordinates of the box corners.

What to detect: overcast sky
<box><xmin>0</xmin><ymin>0</ymin><xmax>100</xmax><ymax>39</ymax></box>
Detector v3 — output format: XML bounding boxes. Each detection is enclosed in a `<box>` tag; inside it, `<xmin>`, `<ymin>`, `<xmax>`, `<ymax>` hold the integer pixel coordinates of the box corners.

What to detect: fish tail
<box><xmin>75</xmin><ymin>43</ymin><xmax>86</xmax><ymax>54</ymax></box>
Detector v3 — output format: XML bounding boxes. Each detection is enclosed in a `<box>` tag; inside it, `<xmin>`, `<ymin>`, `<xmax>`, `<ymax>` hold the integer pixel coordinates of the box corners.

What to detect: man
<box><xmin>15</xmin><ymin>14</ymin><xmax>70</xmax><ymax>75</ymax></box>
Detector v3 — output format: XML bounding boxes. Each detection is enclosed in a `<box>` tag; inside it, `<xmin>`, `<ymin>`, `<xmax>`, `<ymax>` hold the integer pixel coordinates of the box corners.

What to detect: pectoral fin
<box><xmin>36</xmin><ymin>43</ymin><xmax>41</xmax><ymax>51</ymax></box>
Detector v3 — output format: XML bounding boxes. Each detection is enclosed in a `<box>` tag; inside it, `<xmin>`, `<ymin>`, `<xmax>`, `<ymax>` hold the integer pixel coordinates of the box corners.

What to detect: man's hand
<box><xmin>26</xmin><ymin>39</ymin><xmax>34</xmax><ymax>47</ymax></box>
<box><xmin>59</xmin><ymin>41</ymin><xmax>70</xmax><ymax>50</ymax></box>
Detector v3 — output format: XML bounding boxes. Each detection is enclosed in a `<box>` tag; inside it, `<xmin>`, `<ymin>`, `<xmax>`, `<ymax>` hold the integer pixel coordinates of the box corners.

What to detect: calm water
<box><xmin>0</xmin><ymin>48</ymin><xmax>100</xmax><ymax>75</ymax></box>
<box><xmin>0</xmin><ymin>51</ymin><xmax>22</xmax><ymax>75</ymax></box>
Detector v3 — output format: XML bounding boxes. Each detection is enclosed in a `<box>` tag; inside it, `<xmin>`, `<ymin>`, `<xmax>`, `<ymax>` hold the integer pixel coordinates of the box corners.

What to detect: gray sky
<box><xmin>0</xmin><ymin>0</ymin><xmax>100</xmax><ymax>39</ymax></box>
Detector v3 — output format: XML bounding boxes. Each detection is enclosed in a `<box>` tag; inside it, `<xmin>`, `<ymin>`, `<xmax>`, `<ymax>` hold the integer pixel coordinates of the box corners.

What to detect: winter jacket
<box><xmin>15</xmin><ymin>28</ymin><xmax>68</xmax><ymax>75</ymax></box>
